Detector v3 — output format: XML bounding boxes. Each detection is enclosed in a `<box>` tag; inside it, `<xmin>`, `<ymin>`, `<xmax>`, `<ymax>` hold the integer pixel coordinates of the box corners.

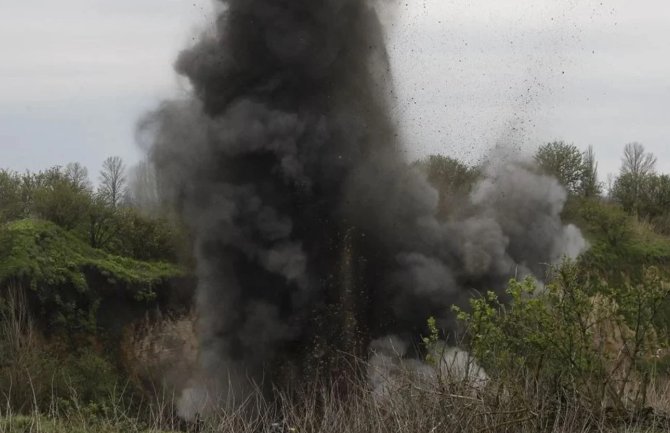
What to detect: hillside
<box><xmin>565</xmin><ymin>198</ymin><xmax>670</xmax><ymax>280</ymax></box>
<box><xmin>0</xmin><ymin>219</ymin><xmax>185</xmax><ymax>331</ymax></box>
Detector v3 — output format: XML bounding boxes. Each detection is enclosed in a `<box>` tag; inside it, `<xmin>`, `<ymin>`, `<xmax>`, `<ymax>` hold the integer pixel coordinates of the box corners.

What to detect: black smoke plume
<box><xmin>141</xmin><ymin>0</ymin><xmax>585</xmax><ymax>416</ymax></box>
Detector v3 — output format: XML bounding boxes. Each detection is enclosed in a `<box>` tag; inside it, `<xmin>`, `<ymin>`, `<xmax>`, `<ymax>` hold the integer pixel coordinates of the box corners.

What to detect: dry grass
<box><xmin>2</xmin><ymin>367</ymin><xmax>670</xmax><ymax>433</ymax></box>
<box><xmin>2</xmin><ymin>285</ymin><xmax>670</xmax><ymax>432</ymax></box>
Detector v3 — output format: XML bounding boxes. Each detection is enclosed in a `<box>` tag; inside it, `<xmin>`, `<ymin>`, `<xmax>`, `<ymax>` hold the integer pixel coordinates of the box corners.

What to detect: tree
<box><xmin>414</xmin><ymin>155</ymin><xmax>480</xmax><ymax>217</ymax></box>
<box><xmin>0</xmin><ymin>170</ymin><xmax>24</xmax><ymax>222</ymax></box>
<box><xmin>610</xmin><ymin>173</ymin><xmax>638</xmax><ymax>215</ymax></box>
<box><xmin>534</xmin><ymin>142</ymin><xmax>583</xmax><ymax>194</ymax></box>
<box><xmin>86</xmin><ymin>195</ymin><xmax>120</xmax><ymax>250</ymax></box>
<box><xmin>621</xmin><ymin>142</ymin><xmax>656</xmax><ymax>179</ymax></box>
<box><xmin>127</xmin><ymin>160</ymin><xmax>161</xmax><ymax>215</ymax></box>
<box><xmin>579</xmin><ymin>146</ymin><xmax>601</xmax><ymax>198</ymax></box>
<box><xmin>98</xmin><ymin>156</ymin><xmax>127</xmax><ymax>209</ymax></box>
<box><xmin>640</xmin><ymin>174</ymin><xmax>670</xmax><ymax>233</ymax></box>
<box><xmin>65</xmin><ymin>162</ymin><xmax>91</xmax><ymax>192</ymax></box>
<box><xmin>615</xmin><ymin>143</ymin><xmax>657</xmax><ymax>217</ymax></box>
<box><xmin>32</xmin><ymin>167</ymin><xmax>91</xmax><ymax>230</ymax></box>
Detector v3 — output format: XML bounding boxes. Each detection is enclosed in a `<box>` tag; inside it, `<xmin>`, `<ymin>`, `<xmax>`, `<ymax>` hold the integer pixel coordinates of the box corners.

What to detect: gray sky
<box><xmin>1</xmin><ymin>0</ymin><xmax>669</xmax><ymax>182</ymax></box>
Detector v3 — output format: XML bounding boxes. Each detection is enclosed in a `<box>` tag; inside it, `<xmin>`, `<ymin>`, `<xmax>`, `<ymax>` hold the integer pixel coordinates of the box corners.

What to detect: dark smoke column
<box><xmin>143</xmin><ymin>0</ymin><xmax>586</xmax><ymax>417</ymax></box>
<box><xmin>144</xmin><ymin>0</ymin><xmax>402</xmax><ymax>412</ymax></box>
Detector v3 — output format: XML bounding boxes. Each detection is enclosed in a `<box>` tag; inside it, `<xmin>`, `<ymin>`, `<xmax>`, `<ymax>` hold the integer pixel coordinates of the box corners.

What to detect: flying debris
<box><xmin>140</xmin><ymin>0</ymin><xmax>586</xmax><ymax>416</ymax></box>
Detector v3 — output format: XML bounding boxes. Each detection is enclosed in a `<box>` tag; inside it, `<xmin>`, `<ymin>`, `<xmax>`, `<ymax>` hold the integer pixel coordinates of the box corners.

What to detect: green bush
<box><xmin>455</xmin><ymin>261</ymin><xmax>670</xmax><ymax>414</ymax></box>
<box><xmin>0</xmin><ymin>220</ymin><xmax>183</xmax><ymax>331</ymax></box>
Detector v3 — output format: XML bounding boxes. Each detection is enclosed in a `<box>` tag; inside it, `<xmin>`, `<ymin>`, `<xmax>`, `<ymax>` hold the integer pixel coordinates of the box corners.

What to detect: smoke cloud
<box><xmin>140</xmin><ymin>0</ymin><xmax>586</xmax><ymax>416</ymax></box>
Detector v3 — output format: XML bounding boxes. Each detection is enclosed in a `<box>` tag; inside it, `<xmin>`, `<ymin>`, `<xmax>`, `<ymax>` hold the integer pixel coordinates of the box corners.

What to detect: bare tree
<box><xmin>98</xmin><ymin>156</ymin><xmax>127</xmax><ymax>208</ymax></box>
<box><xmin>621</xmin><ymin>142</ymin><xmax>656</xmax><ymax>178</ymax></box>
<box><xmin>127</xmin><ymin>160</ymin><xmax>161</xmax><ymax>214</ymax></box>
<box><xmin>617</xmin><ymin>143</ymin><xmax>657</xmax><ymax>217</ymax></box>
<box><xmin>65</xmin><ymin>162</ymin><xmax>91</xmax><ymax>191</ymax></box>
<box><xmin>579</xmin><ymin>145</ymin><xmax>601</xmax><ymax>198</ymax></box>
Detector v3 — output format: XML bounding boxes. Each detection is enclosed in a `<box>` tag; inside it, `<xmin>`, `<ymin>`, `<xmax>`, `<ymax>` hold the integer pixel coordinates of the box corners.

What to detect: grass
<box><xmin>0</xmin><ymin>413</ymin><xmax>179</xmax><ymax>433</ymax></box>
<box><xmin>563</xmin><ymin>199</ymin><xmax>670</xmax><ymax>282</ymax></box>
<box><xmin>1</xmin><ymin>368</ymin><xmax>670</xmax><ymax>433</ymax></box>
<box><xmin>2</xmin><ymin>284</ymin><xmax>670</xmax><ymax>433</ymax></box>
<box><xmin>2</xmin><ymin>199</ymin><xmax>670</xmax><ymax>432</ymax></box>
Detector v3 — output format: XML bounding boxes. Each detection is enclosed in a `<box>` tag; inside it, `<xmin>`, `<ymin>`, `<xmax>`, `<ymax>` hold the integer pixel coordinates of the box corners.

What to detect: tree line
<box><xmin>534</xmin><ymin>141</ymin><xmax>670</xmax><ymax>235</ymax></box>
<box><xmin>0</xmin><ymin>157</ymin><xmax>178</xmax><ymax>262</ymax></box>
<box><xmin>416</xmin><ymin>141</ymin><xmax>670</xmax><ymax>236</ymax></box>
<box><xmin>1</xmin><ymin>141</ymin><xmax>668</xmax><ymax>265</ymax></box>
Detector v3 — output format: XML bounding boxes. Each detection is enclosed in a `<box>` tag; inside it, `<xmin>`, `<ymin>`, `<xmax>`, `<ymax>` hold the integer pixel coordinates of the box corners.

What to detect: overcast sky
<box><xmin>1</xmin><ymin>0</ymin><xmax>669</xmax><ymax>182</ymax></box>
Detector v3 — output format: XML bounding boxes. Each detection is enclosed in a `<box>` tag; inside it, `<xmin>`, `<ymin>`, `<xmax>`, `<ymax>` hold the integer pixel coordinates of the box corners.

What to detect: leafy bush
<box><xmin>455</xmin><ymin>261</ymin><xmax>670</xmax><ymax>414</ymax></box>
<box><xmin>0</xmin><ymin>220</ymin><xmax>183</xmax><ymax>331</ymax></box>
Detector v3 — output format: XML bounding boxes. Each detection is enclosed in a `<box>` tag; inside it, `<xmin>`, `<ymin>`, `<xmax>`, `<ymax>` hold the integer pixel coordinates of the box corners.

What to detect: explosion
<box><xmin>140</xmin><ymin>0</ymin><xmax>586</xmax><ymax>417</ymax></box>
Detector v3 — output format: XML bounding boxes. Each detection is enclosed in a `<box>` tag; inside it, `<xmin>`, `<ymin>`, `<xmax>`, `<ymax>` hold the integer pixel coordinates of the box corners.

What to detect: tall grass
<box><xmin>2</xmin><ymin>281</ymin><xmax>670</xmax><ymax>432</ymax></box>
<box><xmin>1</xmin><ymin>361</ymin><xmax>669</xmax><ymax>433</ymax></box>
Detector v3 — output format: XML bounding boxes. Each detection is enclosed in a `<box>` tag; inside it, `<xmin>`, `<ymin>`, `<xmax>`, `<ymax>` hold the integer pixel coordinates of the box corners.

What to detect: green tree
<box><xmin>535</xmin><ymin>141</ymin><xmax>584</xmax><ymax>194</ymax></box>
<box><xmin>639</xmin><ymin>174</ymin><xmax>670</xmax><ymax>217</ymax></box>
<box><xmin>614</xmin><ymin>143</ymin><xmax>657</xmax><ymax>217</ymax></box>
<box><xmin>0</xmin><ymin>170</ymin><xmax>25</xmax><ymax>222</ymax></box>
<box><xmin>414</xmin><ymin>155</ymin><xmax>480</xmax><ymax>216</ymax></box>
<box><xmin>612</xmin><ymin>171</ymin><xmax>668</xmax><ymax>224</ymax></box>
<box><xmin>64</xmin><ymin>162</ymin><xmax>91</xmax><ymax>192</ymax></box>
<box><xmin>32</xmin><ymin>167</ymin><xmax>91</xmax><ymax>230</ymax></box>
<box><xmin>610</xmin><ymin>173</ymin><xmax>638</xmax><ymax>214</ymax></box>
<box><xmin>86</xmin><ymin>195</ymin><xmax>121</xmax><ymax>250</ymax></box>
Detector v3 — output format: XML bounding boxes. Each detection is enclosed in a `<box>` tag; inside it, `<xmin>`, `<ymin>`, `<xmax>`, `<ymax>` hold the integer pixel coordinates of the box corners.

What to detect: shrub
<box><xmin>455</xmin><ymin>261</ymin><xmax>670</xmax><ymax>415</ymax></box>
<box><xmin>0</xmin><ymin>220</ymin><xmax>183</xmax><ymax>331</ymax></box>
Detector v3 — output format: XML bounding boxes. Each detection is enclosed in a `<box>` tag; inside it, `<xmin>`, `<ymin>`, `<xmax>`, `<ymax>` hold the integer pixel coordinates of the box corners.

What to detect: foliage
<box><xmin>421</xmin><ymin>316</ymin><xmax>440</xmax><ymax>365</ymax></box>
<box><xmin>611</xmin><ymin>172</ymin><xmax>644</xmax><ymax>215</ymax></box>
<box><xmin>1</xmin><ymin>149</ymin><xmax>669</xmax><ymax>431</ymax></box>
<box><xmin>414</xmin><ymin>155</ymin><xmax>480</xmax><ymax>217</ymax></box>
<box><xmin>32</xmin><ymin>167</ymin><xmax>92</xmax><ymax>230</ymax></box>
<box><xmin>99</xmin><ymin>209</ymin><xmax>181</xmax><ymax>262</ymax></box>
<box><xmin>643</xmin><ymin>175</ymin><xmax>670</xmax><ymax>221</ymax></box>
<box><xmin>0</xmin><ymin>219</ymin><xmax>183</xmax><ymax>330</ymax></box>
<box><xmin>535</xmin><ymin>141</ymin><xmax>585</xmax><ymax>195</ymax></box>
<box><xmin>652</xmin><ymin>212</ymin><xmax>670</xmax><ymax>237</ymax></box>
<box><xmin>611</xmin><ymin>143</ymin><xmax>662</xmax><ymax>221</ymax></box>
<box><xmin>455</xmin><ymin>261</ymin><xmax>670</xmax><ymax>413</ymax></box>
<box><xmin>608</xmin><ymin>171</ymin><xmax>670</xmax><ymax>222</ymax></box>
<box><xmin>0</xmin><ymin>161</ymin><xmax>185</xmax><ymax>265</ymax></box>
<box><xmin>580</xmin><ymin>145</ymin><xmax>602</xmax><ymax>198</ymax></box>
<box><xmin>563</xmin><ymin>198</ymin><xmax>670</xmax><ymax>283</ymax></box>
<box><xmin>0</xmin><ymin>167</ymin><xmax>93</xmax><ymax>230</ymax></box>
<box><xmin>0</xmin><ymin>170</ymin><xmax>26</xmax><ymax>222</ymax></box>
<box><xmin>0</xmin><ymin>287</ymin><xmax>123</xmax><ymax>413</ymax></box>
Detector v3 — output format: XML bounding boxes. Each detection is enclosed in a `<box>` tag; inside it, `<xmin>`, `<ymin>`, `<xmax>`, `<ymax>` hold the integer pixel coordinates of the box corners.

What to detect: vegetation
<box><xmin>0</xmin><ymin>219</ymin><xmax>182</xmax><ymax>331</ymax></box>
<box><xmin>413</xmin><ymin>155</ymin><xmax>480</xmax><ymax>217</ymax></box>
<box><xmin>535</xmin><ymin>141</ymin><xmax>585</xmax><ymax>194</ymax></box>
<box><xmin>1</xmin><ymin>142</ymin><xmax>670</xmax><ymax>432</ymax></box>
<box><xmin>456</xmin><ymin>263</ymin><xmax>670</xmax><ymax>415</ymax></box>
<box><xmin>0</xmin><ymin>157</ymin><xmax>189</xmax><ymax>428</ymax></box>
